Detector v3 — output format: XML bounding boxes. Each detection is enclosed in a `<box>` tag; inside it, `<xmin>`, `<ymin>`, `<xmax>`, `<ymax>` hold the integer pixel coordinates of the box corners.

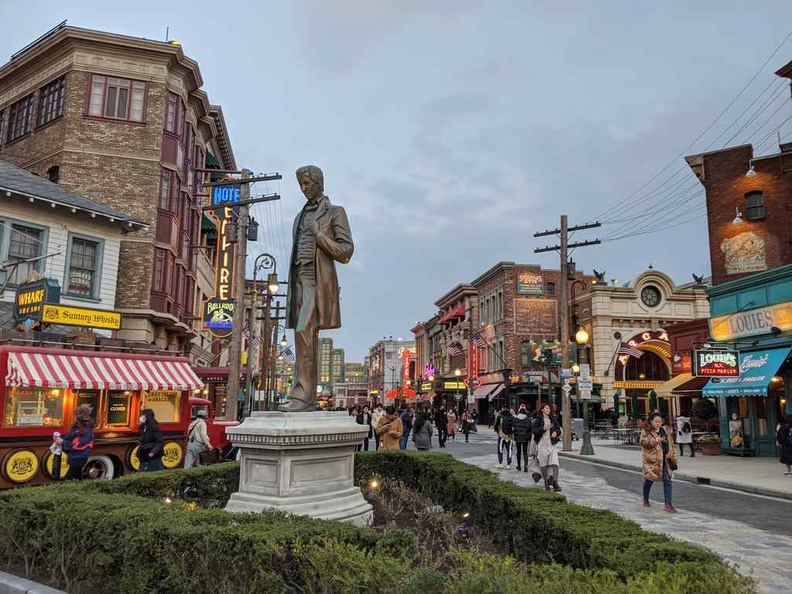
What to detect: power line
<box><xmin>594</xmin><ymin>28</ymin><xmax>792</xmax><ymax>224</ymax></box>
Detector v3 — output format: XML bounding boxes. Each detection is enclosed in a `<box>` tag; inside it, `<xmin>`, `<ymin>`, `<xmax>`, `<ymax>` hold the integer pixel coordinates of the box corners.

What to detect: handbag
<box><xmin>667</xmin><ymin>457</ymin><xmax>678</xmax><ymax>471</ymax></box>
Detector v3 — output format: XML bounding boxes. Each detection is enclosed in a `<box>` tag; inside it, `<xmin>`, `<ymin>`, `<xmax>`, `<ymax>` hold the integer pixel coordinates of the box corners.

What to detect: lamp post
<box><xmin>576</xmin><ymin>327</ymin><xmax>595</xmax><ymax>455</ymax></box>
<box><xmin>244</xmin><ymin>253</ymin><xmax>278</xmax><ymax>417</ymax></box>
<box><xmin>454</xmin><ymin>368</ymin><xmax>462</xmax><ymax>415</ymax></box>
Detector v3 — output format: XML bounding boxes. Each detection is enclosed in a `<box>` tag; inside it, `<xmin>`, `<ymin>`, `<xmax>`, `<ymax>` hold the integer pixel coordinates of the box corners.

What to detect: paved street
<box><xmin>405</xmin><ymin>428</ymin><xmax>792</xmax><ymax>593</ymax></box>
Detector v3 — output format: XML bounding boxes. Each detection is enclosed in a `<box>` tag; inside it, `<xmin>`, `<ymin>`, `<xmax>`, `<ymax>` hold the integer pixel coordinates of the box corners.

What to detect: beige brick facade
<box><xmin>0</xmin><ymin>27</ymin><xmax>235</xmax><ymax>362</ymax></box>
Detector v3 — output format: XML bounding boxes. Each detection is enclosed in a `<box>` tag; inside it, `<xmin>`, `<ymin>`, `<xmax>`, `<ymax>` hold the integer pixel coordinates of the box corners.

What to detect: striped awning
<box><xmin>5</xmin><ymin>352</ymin><xmax>204</xmax><ymax>391</ymax></box>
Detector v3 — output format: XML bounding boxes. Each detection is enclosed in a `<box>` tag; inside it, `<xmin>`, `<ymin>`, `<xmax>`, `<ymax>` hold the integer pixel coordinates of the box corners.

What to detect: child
<box><xmin>50</xmin><ymin>431</ymin><xmax>63</xmax><ymax>479</ymax></box>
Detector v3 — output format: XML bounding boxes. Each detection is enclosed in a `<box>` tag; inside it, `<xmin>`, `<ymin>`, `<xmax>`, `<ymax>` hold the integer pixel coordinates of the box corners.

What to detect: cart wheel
<box><xmin>83</xmin><ymin>455</ymin><xmax>115</xmax><ymax>480</ymax></box>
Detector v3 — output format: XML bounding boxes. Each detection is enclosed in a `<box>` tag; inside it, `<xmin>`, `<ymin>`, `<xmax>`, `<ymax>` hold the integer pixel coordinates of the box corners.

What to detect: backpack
<box><xmin>682</xmin><ymin>421</ymin><xmax>692</xmax><ymax>434</ymax></box>
<box><xmin>501</xmin><ymin>415</ymin><xmax>514</xmax><ymax>436</ymax></box>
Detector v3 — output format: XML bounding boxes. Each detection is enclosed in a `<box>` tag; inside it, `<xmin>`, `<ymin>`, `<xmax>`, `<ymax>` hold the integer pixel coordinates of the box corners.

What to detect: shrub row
<box><xmin>355</xmin><ymin>451</ymin><xmax>755</xmax><ymax>591</ymax></box>
<box><xmin>0</xmin><ymin>455</ymin><xmax>755</xmax><ymax>593</ymax></box>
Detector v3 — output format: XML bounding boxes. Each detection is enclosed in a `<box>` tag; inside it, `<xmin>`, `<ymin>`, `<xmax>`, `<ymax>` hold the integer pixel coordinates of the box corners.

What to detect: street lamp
<box><xmin>576</xmin><ymin>327</ymin><xmax>595</xmax><ymax>456</ymax></box>
<box><xmin>454</xmin><ymin>368</ymin><xmax>462</xmax><ymax>413</ymax></box>
<box><xmin>246</xmin><ymin>253</ymin><xmax>279</xmax><ymax>414</ymax></box>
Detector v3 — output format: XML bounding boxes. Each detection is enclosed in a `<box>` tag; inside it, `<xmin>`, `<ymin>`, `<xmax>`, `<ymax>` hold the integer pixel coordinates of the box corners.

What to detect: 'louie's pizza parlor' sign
<box><xmin>693</xmin><ymin>349</ymin><xmax>740</xmax><ymax>377</ymax></box>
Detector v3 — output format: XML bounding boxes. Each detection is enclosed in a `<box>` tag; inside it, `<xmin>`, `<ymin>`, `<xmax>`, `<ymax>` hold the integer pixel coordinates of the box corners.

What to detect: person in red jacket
<box><xmin>58</xmin><ymin>404</ymin><xmax>95</xmax><ymax>480</ymax></box>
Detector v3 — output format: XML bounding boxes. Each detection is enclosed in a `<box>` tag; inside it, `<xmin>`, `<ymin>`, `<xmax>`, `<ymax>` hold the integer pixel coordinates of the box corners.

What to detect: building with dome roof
<box><xmin>573</xmin><ymin>269</ymin><xmax>709</xmax><ymax>418</ymax></box>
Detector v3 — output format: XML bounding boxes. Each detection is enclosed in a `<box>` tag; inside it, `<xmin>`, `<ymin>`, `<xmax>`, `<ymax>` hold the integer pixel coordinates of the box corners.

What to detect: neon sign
<box><xmin>424</xmin><ymin>362</ymin><xmax>436</xmax><ymax>378</ymax></box>
<box><xmin>203</xmin><ymin>180</ymin><xmax>240</xmax><ymax>338</ymax></box>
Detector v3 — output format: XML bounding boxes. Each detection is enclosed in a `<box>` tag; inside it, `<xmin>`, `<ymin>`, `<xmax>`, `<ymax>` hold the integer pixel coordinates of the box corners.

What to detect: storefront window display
<box><xmin>3</xmin><ymin>388</ymin><xmax>64</xmax><ymax>428</ymax></box>
<box><xmin>106</xmin><ymin>391</ymin><xmax>132</xmax><ymax>427</ymax></box>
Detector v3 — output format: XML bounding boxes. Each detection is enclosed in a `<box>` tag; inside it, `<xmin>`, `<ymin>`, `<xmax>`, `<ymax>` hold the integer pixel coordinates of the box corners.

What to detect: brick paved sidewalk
<box><xmin>464</xmin><ymin>453</ymin><xmax>792</xmax><ymax>594</ymax></box>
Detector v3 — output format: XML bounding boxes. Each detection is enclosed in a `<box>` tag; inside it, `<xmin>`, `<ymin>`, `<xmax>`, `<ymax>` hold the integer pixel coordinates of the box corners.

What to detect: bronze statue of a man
<box><xmin>279</xmin><ymin>166</ymin><xmax>354</xmax><ymax>412</ymax></box>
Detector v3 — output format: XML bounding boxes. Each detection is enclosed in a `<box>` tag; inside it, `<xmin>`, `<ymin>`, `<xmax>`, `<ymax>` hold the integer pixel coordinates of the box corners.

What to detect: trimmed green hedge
<box><xmin>355</xmin><ymin>451</ymin><xmax>754</xmax><ymax>590</ymax></box>
<box><xmin>0</xmin><ymin>455</ymin><xmax>755</xmax><ymax>593</ymax></box>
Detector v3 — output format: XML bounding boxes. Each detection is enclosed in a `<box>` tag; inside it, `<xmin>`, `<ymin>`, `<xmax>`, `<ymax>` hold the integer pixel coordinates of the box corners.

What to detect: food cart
<box><xmin>0</xmin><ymin>344</ymin><xmax>203</xmax><ymax>487</ymax></box>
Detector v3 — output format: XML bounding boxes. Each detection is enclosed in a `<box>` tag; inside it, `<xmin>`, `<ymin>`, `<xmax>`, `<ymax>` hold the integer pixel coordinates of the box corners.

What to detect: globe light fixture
<box><xmin>733</xmin><ymin>207</ymin><xmax>743</xmax><ymax>226</ymax></box>
<box><xmin>575</xmin><ymin>327</ymin><xmax>589</xmax><ymax>346</ymax></box>
<box><xmin>267</xmin><ymin>272</ymin><xmax>279</xmax><ymax>294</ymax></box>
<box><xmin>454</xmin><ymin>368</ymin><xmax>461</xmax><ymax>377</ymax></box>
<box><xmin>280</xmin><ymin>335</ymin><xmax>288</xmax><ymax>347</ymax></box>
<box><xmin>572</xmin><ymin>363</ymin><xmax>580</xmax><ymax>374</ymax></box>
<box><xmin>745</xmin><ymin>164</ymin><xmax>756</xmax><ymax>178</ymax></box>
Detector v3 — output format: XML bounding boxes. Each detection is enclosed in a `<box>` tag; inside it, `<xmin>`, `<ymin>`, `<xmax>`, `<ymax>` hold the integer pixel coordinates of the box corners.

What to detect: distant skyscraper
<box><xmin>318</xmin><ymin>337</ymin><xmax>333</xmax><ymax>386</ymax></box>
<box><xmin>331</xmin><ymin>348</ymin><xmax>345</xmax><ymax>385</ymax></box>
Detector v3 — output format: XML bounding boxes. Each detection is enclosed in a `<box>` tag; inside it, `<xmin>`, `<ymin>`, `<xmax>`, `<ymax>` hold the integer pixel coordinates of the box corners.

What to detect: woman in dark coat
<box><xmin>137</xmin><ymin>408</ymin><xmax>165</xmax><ymax>472</ymax></box>
<box><xmin>412</xmin><ymin>412</ymin><xmax>433</xmax><ymax>451</ymax></box>
<box><xmin>60</xmin><ymin>404</ymin><xmax>95</xmax><ymax>480</ymax></box>
<box><xmin>356</xmin><ymin>405</ymin><xmax>373</xmax><ymax>451</ymax></box>
<box><xmin>776</xmin><ymin>415</ymin><xmax>792</xmax><ymax>475</ymax></box>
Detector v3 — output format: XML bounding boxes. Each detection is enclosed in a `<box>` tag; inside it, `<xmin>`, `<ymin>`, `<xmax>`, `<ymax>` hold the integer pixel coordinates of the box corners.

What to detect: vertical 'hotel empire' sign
<box><xmin>203</xmin><ymin>182</ymin><xmax>241</xmax><ymax>338</ymax></box>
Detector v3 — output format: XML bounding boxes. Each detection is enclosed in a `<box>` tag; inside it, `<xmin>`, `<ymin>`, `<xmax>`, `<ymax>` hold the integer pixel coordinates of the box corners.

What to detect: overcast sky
<box><xmin>3</xmin><ymin>1</ymin><xmax>791</xmax><ymax>361</ymax></box>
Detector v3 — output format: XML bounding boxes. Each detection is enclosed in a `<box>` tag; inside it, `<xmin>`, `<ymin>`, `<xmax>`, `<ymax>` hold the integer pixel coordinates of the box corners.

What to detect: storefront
<box><xmin>702</xmin><ymin>265</ymin><xmax>792</xmax><ymax>457</ymax></box>
<box><xmin>0</xmin><ymin>345</ymin><xmax>202</xmax><ymax>487</ymax></box>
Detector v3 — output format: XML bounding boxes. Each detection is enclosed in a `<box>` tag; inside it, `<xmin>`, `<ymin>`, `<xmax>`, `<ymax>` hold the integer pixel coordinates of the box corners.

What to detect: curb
<box><xmin>0</xmin><ymin>570</ymin><xmax>64</xmax><ymax>594</ymax></box>
<box><xmin>559</xmin><ymin>452</ymin><xmax>792</xmax><ymax>502</ymax></box>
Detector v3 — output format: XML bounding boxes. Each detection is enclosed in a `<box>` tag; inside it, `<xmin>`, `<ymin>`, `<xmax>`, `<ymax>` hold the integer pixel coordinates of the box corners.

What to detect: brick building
<box><xmin>412</xmin><ymin>262</ymin><xmax>593</xmax><ymax>419</ymax></box>
<box><xmin>0</xmin><ymin>25</ymin><xmax>235</xmax><ymax>360</ymax></box>
<box><xmin>685</xmin><ymin>59</ymin><xmax>792</xmax><ymax>287</ymax></box>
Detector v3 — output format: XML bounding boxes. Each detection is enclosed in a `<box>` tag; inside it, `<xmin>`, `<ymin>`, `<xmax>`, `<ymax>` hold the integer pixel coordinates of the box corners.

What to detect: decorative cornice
<box><xmin>229</xmin><ymin>431</ymin><xmax>367</xmax><ymax>447</ymax></box>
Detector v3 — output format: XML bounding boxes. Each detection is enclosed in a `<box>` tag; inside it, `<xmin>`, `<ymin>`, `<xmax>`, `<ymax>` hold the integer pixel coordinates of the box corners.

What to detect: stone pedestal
<box><xmin>224</xmin><ymin>411</ymin><xmax>373</xmax><ymax>526</ymax></box>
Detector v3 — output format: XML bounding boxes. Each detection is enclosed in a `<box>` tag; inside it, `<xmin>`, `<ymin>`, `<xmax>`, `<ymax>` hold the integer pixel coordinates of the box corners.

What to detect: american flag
<box><xmin>280</xmin><ymin>347</ymin><xmax>296</xmax><ymax>364</ymax></box>
<box><xmin>618</xmin><ymin>342</ymin><xmax>643</xmax><ymax>358</ymax></box>
<box><xmin>444</xmin><ymin>343</ymin><xmax>463</xmax><ymax>356</ymax></box>
<box><xmin>472</xmin><ymin>333</ymin><xmax>488</xmax><ymax>348</ymax></box>
<box><xmin>242</xmin><ymin>323</ymin><xmax>261</xmax><ymax>347</ymax></box>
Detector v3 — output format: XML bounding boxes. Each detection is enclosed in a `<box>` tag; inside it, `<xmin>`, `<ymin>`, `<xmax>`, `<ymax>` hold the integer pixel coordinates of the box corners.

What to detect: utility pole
<box><xmin>225</xmin><ymin>169</ymin><xmax>251</xmax><ymax>421</ymax></box>
<box><xmin>258</xmin><ymin>293</ymin><xmax>272</xmax><ymax>410</ymax></box>
<box><xmin>534</xmin><ymin>215</ymin><xmax>601</xmax><ymax>451</ymax></box>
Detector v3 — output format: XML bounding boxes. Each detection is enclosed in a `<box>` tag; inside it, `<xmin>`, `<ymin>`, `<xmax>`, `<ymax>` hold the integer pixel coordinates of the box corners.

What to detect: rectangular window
<box><xmin>87</xmin><ymin>75</ymin><xmax>146</xmax><ymax>122</ymax></box>
<box><xmin>6</xmin><ymin>223</ymin><xmax>44</xmax><ymax>285</ymax></box>
<box><xmin>144</xmin><ymin>390</ymin><xmax>181</xmax><ymax>423</ymax></box>
<box><xmin>106</xmin><ymin>390</ymin><xmax>132</xmax><ymax>427</ymax></box>
<box><xmin>164</xmin><ymin>93</ymin><xmax>184</xmax><ymax>136</ymax></box>
<box><xmin>7</xmin><ymin>94</ymin><xmax>33</xmax><ymax>142</ymax></box>
<box><xmin>3</xmin><ymin>388</ymin><xmax>64</xmax><ymax>428</ymax></box>
<box><xmin>154</xmin><ymin>248</ymin><xmax>166</xmax><ymax>291</ymax></box>
<box><xmin>745</xmin><ymin>191</ymin><xmax>765</xmax><ymax>221</ymax></box>
<box><xmin>37</xmin><ymin>76</ymin><xmax>66</xmax><ymax>126</ymax></box>
<box><xmin>546</xmin><ymin>282</ymin><xmax>556</xmax><ymax>297</ymax></box>
<box><xmin>159</xmin><ymin>169</ymin><xmax>173</xmax><ymax>210</ymax></box>
<box><xmin>66</xmin><ymin>236</ymin><xmax>100</xmax><ymax>297</ymax></box>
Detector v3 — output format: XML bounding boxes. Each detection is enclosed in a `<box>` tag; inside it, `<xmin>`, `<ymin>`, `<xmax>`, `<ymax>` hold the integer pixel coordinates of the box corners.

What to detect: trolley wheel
<box><xmin>83</xmin><ymin>455</ymin><xmax>115</xmax><ymax>480</ymax></box>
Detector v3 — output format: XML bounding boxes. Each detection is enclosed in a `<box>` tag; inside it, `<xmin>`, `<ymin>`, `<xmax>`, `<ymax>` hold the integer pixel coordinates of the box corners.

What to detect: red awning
<box><xmin>438</xmin><ymin>304</ymin><xmax>465</xmax><ymax>325</ymax></box>
<box><xmin>5</xmin><ymin>351</ymin><xmax>203</xmax><ymax>391</ymax></box>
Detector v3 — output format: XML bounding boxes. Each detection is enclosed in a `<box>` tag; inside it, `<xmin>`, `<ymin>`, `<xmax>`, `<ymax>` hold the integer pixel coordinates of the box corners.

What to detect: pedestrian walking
<box><xmin>435</xmin><ymin>405</ymin><xmax>448</xmax><ymax>448</ymax></box>
<box><xmin>488</xmin><ymin>408</ymin><xmax>495</xmax><ymax>429</ymax></box>
<box><xmin>461</xmin><ymin>409</ymin><xmax>472</xmax><ymax>442</ymax></box>
<box><xmin>356</xmin><ymin>405</ymin><xmax>373</xmax><ymax>451</ymax></box>
<box><xmin>494</xmin><ymin>407</ymin><xmax>514</xmax><ymax>469</ymax></box>
<box><xmin>375</xmin><ymin>405</ymin><xmax>403</xmax><ymax>451</ymax></box>
<box><xmin>399</xmin><ymin>407</ymin><xmax>412</xmax><ymax>450</ymax></box>
<box><xmin>532</xmin><ymin>403</ymin><xmax>561</xmax><ymax>491</ymax></box>
<box><xmin>59</xmin><ymin>404</ymin><xmax>94</xmax><ymax>480</ymax></box>
<box><xmin>371</xmin><ymin>405</ymin><xmax>385</xmax><ymax>450</ymax></box>
<box><xmin>676</xmin><ymin>413</ymin><xmax>695</xmax><ymax>457</ymax></box>
<box><xmin>447</xmin><ymin>409</ymin><xmax>457</xmax><ymax>441</ymax></box>
<box><xmin>137</xmin><ymin>408</ymin><xmax>165</xmax><ymax>472</ymax></box>
<box><xmin>184</xmin><ymin>409</ymin><xmax>212</xmax><ymax>468</ymax></box>
<box><xmin>776</xmin><ymin>415</ymin><xmax>792</xmax><ymax>475</ymax></box>
<box><xmin>641</xmin><ymin>412</ymin><xmax>678</xmax><ymax>512</ymax></box>
<box><xmin>412</xmin><ymin>411</ymin><xmax>433</xmax><ymax>451</ymax></box>
<box><xmin>512</xmin><ymin>404</ymin><xmax>532</xmax><ymax>472</ymax></box>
